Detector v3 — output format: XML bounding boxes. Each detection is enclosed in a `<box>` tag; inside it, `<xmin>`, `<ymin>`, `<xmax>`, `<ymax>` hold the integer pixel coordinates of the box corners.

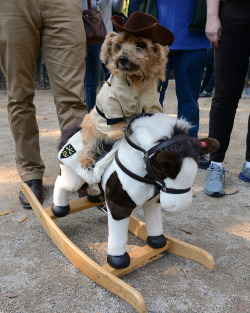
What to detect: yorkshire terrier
<box><xmin>79</xmin><ymin>12</ymin><xmax>174</xmax><ymax>168</ymax></box>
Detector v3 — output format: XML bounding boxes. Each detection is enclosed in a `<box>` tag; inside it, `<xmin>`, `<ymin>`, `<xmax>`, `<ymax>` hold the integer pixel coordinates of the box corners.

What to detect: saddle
<box><xmin>58</xmin><ymin>130</ymin><xmax>120</xmax><ymax>185</ymax></box>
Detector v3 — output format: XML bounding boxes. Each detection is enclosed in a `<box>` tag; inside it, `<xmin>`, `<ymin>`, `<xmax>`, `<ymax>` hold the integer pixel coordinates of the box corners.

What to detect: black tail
<box><xmin>58</xmin><ymin>125</ymin><xmax>81</xmax><ymax>151</ymax></box>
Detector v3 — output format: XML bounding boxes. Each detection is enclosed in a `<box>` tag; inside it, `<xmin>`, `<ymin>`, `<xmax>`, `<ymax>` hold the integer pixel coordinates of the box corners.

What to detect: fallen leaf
<box><xmin>224</xmin><ymin>187</ymin><xmax>239</xmax><ymax>195</ymax></box>
<box><xmin>224</xmin><ymin>161</ymin><xmax>231</xmax><ymax>164</ymax></box>
<box><xmin>0</xmin><ymin>209</ymin><xmax>13</xmax><ymax>216</ymax></box>
<box><xmin>242</xmin><ymin>244</ymin><xmax>246</xmax><ymax>248</ymax></box>
<box><xmin>178</xmin><ymin>227</ymin><xmax>192</xmax><ymax>235</ymax></box>
<box><xmin>18</xmin><ymin>216</ymin><xmax>28</xmax><ymax>223</ymax></box>
<box><xmin>4</xmin><ymin>291</ymin><xmax>18</xmax><ymax>298</ymax></box>
<box><xmin>234</xmin><ymin>305</ymin><xmax>247</xmax><ymax>311</ymax></box>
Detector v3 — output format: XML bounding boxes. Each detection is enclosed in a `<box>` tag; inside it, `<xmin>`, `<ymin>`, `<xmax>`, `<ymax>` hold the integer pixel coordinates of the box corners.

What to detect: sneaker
<box><xmin>239</xmin><ymin>162</ymin><xmax>250</xmax><ymax>182</ymax></box>
<box><xmin>200</xmin><ymin>91</ymin><xmax>212</xmax><ymax>98</ymax></box>
<box><xmin>204</xmin><ymin>163</ymin><xmax>226</xmax><ymax>197</ymax></box>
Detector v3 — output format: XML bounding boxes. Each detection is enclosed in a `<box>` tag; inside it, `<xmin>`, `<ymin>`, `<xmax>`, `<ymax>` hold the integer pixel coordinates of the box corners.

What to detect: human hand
<box><xmin>205</xmin><ymin>15</ymin><xmax>222</xmax><ymax>48</ymax></box>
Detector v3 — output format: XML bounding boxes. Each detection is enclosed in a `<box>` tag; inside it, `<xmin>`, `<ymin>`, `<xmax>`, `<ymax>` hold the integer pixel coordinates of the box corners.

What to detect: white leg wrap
<box><xmin>143</xmin><ymin>197</ymin><xmax>163</xmax><ymax>237</ymax></box>
<box><xmin>107</xmin><ymin>205</ymin><xmax>130</xmax><ymax>256</ymax></box>
<box><xmin>53</xmin><ymin>164</ymin><xmax>85</xmax><ymax>207</ymax></box>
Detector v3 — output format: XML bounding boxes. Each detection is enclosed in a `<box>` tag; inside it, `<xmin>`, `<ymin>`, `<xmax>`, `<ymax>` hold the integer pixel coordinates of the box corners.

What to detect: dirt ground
<box><xmin>0</xmin><ymin>81</ymin><xmax>249</xmax><ymax>313</ymax></box>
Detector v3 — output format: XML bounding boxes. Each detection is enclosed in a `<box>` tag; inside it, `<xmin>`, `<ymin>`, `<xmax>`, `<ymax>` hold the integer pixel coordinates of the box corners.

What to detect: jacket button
<box><xmin>134</xmin><ymin>95</ymin><xmax>138</xmax><ymax>99</ymax></box>
<box><xmin>132</xmin><ymin>105</ymin><xmax>136</xmax><ymax>109</ymax></box>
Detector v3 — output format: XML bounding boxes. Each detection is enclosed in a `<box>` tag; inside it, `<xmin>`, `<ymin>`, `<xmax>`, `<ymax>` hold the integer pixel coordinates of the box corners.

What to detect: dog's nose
<box><xmin>119</xmin><ymin>55</ymin><xmax>129</xmax><ymax>66</ymax></box>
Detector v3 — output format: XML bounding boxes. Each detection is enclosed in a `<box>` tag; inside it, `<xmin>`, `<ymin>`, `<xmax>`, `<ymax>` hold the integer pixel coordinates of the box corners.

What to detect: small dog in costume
<box><xmin>79</xmin><ymin>12</ymin><xmax>174</xmax><ymax>168</ymax></box>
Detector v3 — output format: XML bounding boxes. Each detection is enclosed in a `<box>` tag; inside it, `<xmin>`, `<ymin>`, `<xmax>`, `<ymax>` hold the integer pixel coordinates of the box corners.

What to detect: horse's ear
<box><xmin>100</xmin><ymin>32</ymin><xmax>117</xmax><ymax>64</ymax></box>
<box><xmin>199</xmin><ymin>138</ymin><xmax>220</xmax><ymax>154</ymax></box>
<box><xmin>157</xmin><ymin>151</ymin><xmax>178</xmax><ymax>167</ymax></box>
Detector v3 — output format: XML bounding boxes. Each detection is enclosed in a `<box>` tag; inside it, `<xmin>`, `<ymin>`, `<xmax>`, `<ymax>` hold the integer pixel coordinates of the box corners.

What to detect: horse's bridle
<box><xmin>115</xmin><ymin>116</ymin><xmax>192</xmax><ymax>195</ymax></box>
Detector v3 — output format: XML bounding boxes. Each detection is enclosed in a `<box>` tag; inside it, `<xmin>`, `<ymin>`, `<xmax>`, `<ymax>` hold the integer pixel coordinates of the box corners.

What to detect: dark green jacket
<box><xmin>139</xmin><ymin>0</ymin><xmax>157</xmax><ymax>18</ymax></box>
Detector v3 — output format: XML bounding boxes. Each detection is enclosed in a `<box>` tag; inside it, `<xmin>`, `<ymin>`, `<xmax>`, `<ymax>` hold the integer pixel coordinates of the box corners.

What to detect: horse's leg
<box><xmin>52</xmin><ymin>164</ymin><xmax>85</xmax><ymax>217</ymax></box>
<box><xmin>142</xmin><ymin>197</ymin><xmax>167</xmax><ymax>248</ymax></box>
<box><xmin>106</xmin><ymin>205</ymin><xmax>130</xmax><ymax>269</ymax></box>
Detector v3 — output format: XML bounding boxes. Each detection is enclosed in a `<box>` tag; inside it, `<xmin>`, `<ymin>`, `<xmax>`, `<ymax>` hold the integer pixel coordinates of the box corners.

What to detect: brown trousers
<box><xmin>0</xmin><ymin>0</ymin><xmax>86</xmax><ymax>181</ymax></box>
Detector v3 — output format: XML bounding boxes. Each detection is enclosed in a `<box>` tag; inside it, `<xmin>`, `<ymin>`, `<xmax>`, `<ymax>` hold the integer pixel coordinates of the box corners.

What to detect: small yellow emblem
<box><xmin>60</xmin><ymin>144</ymin><xmax>76</xmax><ymax>159</ymax></box>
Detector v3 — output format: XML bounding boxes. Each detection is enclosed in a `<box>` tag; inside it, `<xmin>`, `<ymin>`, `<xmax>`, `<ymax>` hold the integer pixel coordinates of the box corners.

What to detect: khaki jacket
<box><xmin>91</xmin><ymin>74</ymin><xmax>163</xmax><ymax>134</ymax></box>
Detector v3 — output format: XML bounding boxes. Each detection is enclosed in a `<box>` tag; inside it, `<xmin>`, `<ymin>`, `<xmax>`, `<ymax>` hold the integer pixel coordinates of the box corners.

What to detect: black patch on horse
<box><xmin>105</xmin><ymin>171</ymin><xmax>136</xmax><ymax>220</ymax></box>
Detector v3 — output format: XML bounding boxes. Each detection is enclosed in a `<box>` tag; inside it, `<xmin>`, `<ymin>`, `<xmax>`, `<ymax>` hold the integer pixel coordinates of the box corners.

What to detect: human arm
<box><xmin>95</xmin><ymin>0</ymin><xmax>124</xmax><ymax>13</ymax></box>
<box><xmin>206</xmin><ymin>0</ymin><xmax>221</xmax><ymax>48</ymax></box>
<box><xmin>112</xmin><ymin>0</ymin><xmax>125</xmax><ymax>14</ymax></box>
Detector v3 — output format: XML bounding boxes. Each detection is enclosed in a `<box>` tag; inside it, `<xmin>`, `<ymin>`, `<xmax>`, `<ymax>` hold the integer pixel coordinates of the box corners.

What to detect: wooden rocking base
<box><xmin>21</xmin><ymin>183</ymin><xmax>215</xmax><ymax>313</ymax></box>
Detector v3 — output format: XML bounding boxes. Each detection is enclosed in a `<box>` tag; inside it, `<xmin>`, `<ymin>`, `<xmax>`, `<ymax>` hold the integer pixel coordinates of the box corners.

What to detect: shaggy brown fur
<box><xmin>101</xmin><ymin>32</ymin><xmax>169</xmax><ymax>90</ymax></box>
<box><xmin>78</xmin><ymin>31</ymin><xmax>170</xmax><ymax>169</ymax></box>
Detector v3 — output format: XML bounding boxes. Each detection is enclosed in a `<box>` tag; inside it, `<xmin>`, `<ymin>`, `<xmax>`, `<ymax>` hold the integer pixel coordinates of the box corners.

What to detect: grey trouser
<box><xmin>0</xmin><ymin>0</ymin><xmax>86</xmax><ymax>181</ymax></box>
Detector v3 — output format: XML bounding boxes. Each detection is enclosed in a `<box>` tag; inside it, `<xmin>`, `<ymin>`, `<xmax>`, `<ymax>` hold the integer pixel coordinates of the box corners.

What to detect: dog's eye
<box><xmin>114</xmin><ymin>42</ymin><xmax>122</xmax><ymax>51</ymax></box>
<box><xmin>136</xmin><ymin>42</ymin><xmax>147</xmax><ymax>50</ymax></box>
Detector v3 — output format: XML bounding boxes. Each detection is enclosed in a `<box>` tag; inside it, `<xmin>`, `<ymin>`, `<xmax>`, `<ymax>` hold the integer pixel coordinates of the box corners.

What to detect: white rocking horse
<box><xmin>51</xmin><ymin>113</ymin><xmax>219</xmax><ymax>269</ymax></box>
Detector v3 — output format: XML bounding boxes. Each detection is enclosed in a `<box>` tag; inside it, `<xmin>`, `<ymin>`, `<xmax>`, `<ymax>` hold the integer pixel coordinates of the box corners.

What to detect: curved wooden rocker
<box><xmin>21</xmin><ymin>183</ymin><xmax>215</xmax><ymax>313</ymax></box>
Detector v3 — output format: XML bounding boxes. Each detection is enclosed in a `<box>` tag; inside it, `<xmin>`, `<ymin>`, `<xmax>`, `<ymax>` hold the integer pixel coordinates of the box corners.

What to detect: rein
<box><xmin>115</xmin><ymin>116</ymin><xmax>191</xmax><ymax>195</ymax></box>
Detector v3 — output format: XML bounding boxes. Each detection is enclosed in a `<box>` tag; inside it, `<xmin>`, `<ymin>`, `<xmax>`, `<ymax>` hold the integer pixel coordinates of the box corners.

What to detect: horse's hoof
<box><xmin>87</xmin><ymin>193</ymin><xmax>103</xmax><ymax>203</ymax></box>
<box><xmin>51</xmin><ymin>203</ymin><xmax>70</xmax><ymax>217</ymax></box>
<box><xmin>147</xmin><ymin>235</ymin><xmax>167</xmax><ymax>248</ymax></box>
<box><xmin>107</xmin><ymin>252</ymin><xmax>130</xmax><ymax>269</ymax></box>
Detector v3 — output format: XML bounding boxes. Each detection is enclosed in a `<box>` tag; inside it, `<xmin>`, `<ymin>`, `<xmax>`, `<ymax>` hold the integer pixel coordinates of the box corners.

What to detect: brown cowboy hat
<box><xmin>110</xmin><ymin>12</ymin><xmax>174</xmax><ymax>46</ymax></box>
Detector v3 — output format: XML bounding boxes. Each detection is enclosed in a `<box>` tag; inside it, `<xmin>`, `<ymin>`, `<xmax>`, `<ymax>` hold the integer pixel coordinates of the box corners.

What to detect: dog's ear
<box><xmin>100</xmin><ymin>32</ymin><xmax>117</xmax><ymax>64</ymax></box>
<box><xmin>151</xmin><ymin>43</ymin><xmax>169</xmax><ymax>81</ymax></box>
<box><xmin>152</xmin><ymin>43</ymin><xmax>169</xmax><ymax>60</ymax></box>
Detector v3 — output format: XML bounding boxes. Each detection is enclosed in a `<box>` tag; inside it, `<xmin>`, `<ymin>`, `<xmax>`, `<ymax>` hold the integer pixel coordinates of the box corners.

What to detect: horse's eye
<box><xmin>136</xmin><ymin>42</ymin><xmax>146</xmax><ymax>50</ymax></box>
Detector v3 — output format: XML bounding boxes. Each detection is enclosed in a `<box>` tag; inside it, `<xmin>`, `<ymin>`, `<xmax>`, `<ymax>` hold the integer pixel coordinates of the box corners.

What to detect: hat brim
<box><xmin>111</xmin><ymin>15</ymin><xmax>174</xmax><ymax>46</ymax></box>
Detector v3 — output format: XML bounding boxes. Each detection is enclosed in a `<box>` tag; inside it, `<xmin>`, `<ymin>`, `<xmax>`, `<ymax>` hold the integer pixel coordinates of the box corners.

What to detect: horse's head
<box><xmin>130</xmin><ymin>114</ymin><xmax>220</xmax><ymax>212</ymax></box>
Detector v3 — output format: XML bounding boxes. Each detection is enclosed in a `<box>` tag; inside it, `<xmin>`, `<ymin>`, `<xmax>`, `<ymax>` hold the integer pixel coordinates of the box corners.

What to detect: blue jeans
<box><xmin>160</xmin><ymin>49</ymin><xmax>207</xmax><ymax>138</ymax></box>
<box><xmin>84</xmin><ymin>44</ymin><xmax>102</xmax><ymax>112</ymax></box>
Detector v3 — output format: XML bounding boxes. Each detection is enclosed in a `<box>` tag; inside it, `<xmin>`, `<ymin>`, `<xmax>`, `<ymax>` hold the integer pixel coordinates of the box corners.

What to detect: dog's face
<box><xmin>101</xmin><ymin>32</ymin><xmax>169</xmax><ymax>86</ymax></box>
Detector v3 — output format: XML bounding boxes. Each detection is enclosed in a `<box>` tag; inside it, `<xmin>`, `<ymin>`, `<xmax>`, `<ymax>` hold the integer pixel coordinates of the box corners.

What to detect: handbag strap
<box><xmin>88</xmin><ymin>0</ymin><xmax>100</xmax><ymax>12</ymax></box>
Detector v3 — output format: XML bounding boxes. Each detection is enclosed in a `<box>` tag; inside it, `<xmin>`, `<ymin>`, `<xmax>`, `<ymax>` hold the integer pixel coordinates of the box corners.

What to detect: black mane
<box><xmin>58</xmin><ymin>125</ymin><xmax>81</xmax><ymax>151</ymax></box>
<box><xmin>157</xmin><ymin>122</ymin><xmax>203</xmax><ymax>163</ymax></box>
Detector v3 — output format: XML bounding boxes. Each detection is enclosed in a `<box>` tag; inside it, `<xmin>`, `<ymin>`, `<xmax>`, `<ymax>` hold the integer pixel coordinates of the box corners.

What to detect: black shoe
<box><xmin>77</xmin><ymin>183</ymin><xmax>89</xmax><ymax>198</ymax></box>
<box><xmin>19</xmin><ymin>179</ymin><xmax>43</xmax><ymax>209</ymax></box>
<box><xmin>199</xmin><ymin>156</ymin><xmax>211</xmax><ymax>169</ymax></box>
<box><xmin>200</xmin><ymin>91</ymin><xmax>212</xmax><ymax>98</ymax></box>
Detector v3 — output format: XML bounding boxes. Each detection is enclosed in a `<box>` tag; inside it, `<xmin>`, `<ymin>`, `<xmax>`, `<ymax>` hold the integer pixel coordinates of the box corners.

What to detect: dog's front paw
<box><xmin>80</xmin><ymin>157</ymin><xmax>95</xmax><ymax>169</ymax></box>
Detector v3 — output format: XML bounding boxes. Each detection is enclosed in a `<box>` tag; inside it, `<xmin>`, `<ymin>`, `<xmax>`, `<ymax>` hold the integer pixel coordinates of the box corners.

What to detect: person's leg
<box><xmin>209</xmin><ymin>1</ymin><xmax>250</xmax><ymax>163</ymax></box>
<box><xmin>239</xmin><ymin>115</ymin><xmax>250</xmax><ymax>181</ymax></box>
<box><xmin>205</xmin><ymin>0</ymin><xmax>250</xmax><ymax>195</ymax></box>
<box><xmin>84</xmin><ymin>44</ymin><xmax>102</xmax><ymax>112</ymax></box>
<box><xmin>172</xmin><ymin>49</ymin><xmax>207</xmax><ymax>138</ymax></box>
<box><xmin>200</xmin><ymin>49</ymin><xmax>211</xmax><ymax>93</ymax></box>
<box><xmin>0</xmin><ymin>0</ymin><xmax>45</xmax><ymax>182</ymax></box>
<box><xmin>41</xmin><ymin>0</ymin><xmax>86</xmax><ymax>132</ymax></box>
<box><xmin>246</xmin><ymin>115</ymin><xmax>250</xmax><ymax>162</ymax></box>
<box><xmin>159</xmin><ymin>55</ymin><xmax>171</xmax><ymax>107</ymax></box>
<box><xmin>204</xmin><ymin>69</ymin><xmax>214</xmax><ymax>94</ymax></box>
